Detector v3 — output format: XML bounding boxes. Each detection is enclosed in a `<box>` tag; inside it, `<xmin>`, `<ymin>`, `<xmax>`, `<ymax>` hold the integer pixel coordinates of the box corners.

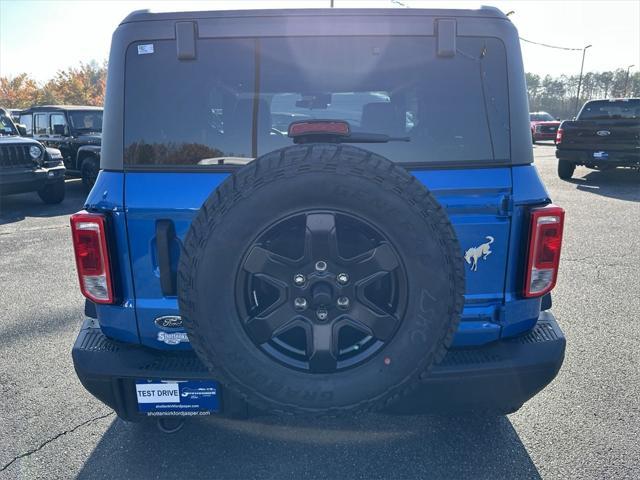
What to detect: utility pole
<box><xmin>624</xmin><ymin>64</ymin><xmax>635</xmax><ymax>97</ymax></box>
<box><xmin>575</xmin><ymin>44</ymin><xmax>592</xmax><ymax>115</ymax></box>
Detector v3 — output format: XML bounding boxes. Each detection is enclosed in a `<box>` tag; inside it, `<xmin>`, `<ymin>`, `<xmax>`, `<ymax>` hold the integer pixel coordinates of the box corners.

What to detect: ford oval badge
<box><xmin>596</xmin><ymin>130</ymin><xmax>611</xmax><ymax>136</ymax></box>
<box><xmin>154</xmin><ymin>315</ymin><xmax>183</xmax><ymax>329</ymax></box>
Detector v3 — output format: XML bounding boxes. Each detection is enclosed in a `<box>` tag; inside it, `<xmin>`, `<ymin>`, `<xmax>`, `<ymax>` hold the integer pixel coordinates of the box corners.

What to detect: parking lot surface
<box><xmin>1</xmin><ymin>144</ymin><xmax>639</xmax><ymax>479</ymax></box>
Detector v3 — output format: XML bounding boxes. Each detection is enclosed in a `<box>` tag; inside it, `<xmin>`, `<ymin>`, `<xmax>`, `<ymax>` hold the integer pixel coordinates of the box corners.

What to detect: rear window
<box><xmin>124</xmin><ymin>36</ymin><xmax>509</xmax><ymax>168</ymax></box>
<box><xmin>19</xmin><ymin>114</ymin><xmax>32</xmax><ymax>135</ymax></box>
<box><xmin>579</xmin><ymin>100</ymin><xmax>640</xmax><ymax>120</ymax></box>
<box><xmin>34</xmin><ymin>114</ymin><xmax>48</xmax><ymax>135</ymax></box>
<box><xmin>68</xmin><ymin>111</ymin><xmax>103</xmax><ymax>133</ymax></box>
<box><xmin>530</xmin><ymin>113</ymin><xmax>554</xmax><ymax>122</ymax></box>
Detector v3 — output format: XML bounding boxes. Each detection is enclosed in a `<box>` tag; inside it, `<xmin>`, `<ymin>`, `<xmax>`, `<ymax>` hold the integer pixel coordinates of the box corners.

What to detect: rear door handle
<box><xmin>156</xmin><ymin>220</ymin><xmax>177</xmax><ymax>296</ymax></box>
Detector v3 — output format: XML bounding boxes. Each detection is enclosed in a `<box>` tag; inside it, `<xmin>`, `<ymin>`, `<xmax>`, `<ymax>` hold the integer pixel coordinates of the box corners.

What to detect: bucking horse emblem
<box><xmin>464</xmin><ymin>236</ymin><xmax>494</xmax><ymax>272</ymax></box>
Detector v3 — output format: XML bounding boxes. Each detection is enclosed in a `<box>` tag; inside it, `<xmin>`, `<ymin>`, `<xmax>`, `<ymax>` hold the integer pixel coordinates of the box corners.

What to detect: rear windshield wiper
<box><xmin>334</xmin><ymin>132</ymin><xmax>410</xmax><ymax>144</ymax></box>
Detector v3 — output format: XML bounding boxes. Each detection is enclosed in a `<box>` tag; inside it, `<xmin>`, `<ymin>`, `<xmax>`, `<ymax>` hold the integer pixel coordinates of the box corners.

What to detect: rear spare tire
<box><xmin>178</xmin><ymin>144</ymin><xmax>465</xmax><ymax>415</ymax></box>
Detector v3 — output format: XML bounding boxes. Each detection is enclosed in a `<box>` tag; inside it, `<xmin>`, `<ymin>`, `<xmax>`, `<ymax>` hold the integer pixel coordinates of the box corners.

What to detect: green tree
<box><xmin>525</xmin><ymin>72</ymin><xmax>541</xmax><ymax>109</ymax></box>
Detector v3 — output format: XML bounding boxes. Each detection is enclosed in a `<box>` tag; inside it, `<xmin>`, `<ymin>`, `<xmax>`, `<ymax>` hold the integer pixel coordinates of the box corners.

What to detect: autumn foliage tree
<box><xmin>0</xmin><ymin>61</ymin><xmax>106</xmax><ymax>109</ymax></box>
<box><xmin>0</xmin><ymin>73</ymin><xmax>41</xmax><ymax>108</ymax></box>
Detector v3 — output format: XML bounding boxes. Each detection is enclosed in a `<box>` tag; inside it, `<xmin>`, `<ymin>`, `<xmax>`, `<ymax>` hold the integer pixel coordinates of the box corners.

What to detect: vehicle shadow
<box><xmin>567</xmin><ymin>168</ymin><xmax>640</xmax><ymax>203</ymax></box>
<box><xmin>0</xmin><ymin>179</ymin><xmax>86</xmax><ymax>226</ymax></box>
<box><xmin>0</xmin><ymin>305</ymin><xmax>82</xmax><ymax>346</ymax></box>
<box><xmin>76</xmin><ymin>413</ymin><xmax>540</xmax><ymax>479</ymax></box>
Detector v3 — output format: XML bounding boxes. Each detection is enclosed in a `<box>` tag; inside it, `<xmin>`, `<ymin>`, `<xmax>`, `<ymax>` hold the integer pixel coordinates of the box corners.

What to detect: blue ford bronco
<box><xmin>70</xmin><ymin>7</ymin><xmax>566</xmax><ymax>428</ymax></box>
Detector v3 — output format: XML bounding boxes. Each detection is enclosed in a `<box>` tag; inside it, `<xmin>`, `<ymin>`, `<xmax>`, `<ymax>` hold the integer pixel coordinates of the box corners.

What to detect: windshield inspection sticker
<box><xmin>137</xmin><ymin>44</ymin><xmax>154</xmax><ymax>55</ymax></box>
<box><xmin>136</xmin><ymin>380</ymin><xmax>220</xmax><ymax>416</ymax></box>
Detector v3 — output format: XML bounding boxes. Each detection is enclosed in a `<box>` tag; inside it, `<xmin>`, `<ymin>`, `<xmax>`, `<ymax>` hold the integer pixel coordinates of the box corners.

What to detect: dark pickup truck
<box><xmin>556</xmin><ymin>98</ymin><xmax>640</xmax><ymax>179</ymax></box>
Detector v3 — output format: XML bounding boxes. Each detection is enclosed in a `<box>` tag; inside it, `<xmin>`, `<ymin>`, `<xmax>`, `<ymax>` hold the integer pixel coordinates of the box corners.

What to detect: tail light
<box><xmin>524</xmin><ymin>205</ymin><xmax>565</xmax><ymax>298</ymax></box>
<box><xmin>288</xmin><ymin>120</ymin><xmax>350</xmax><ymax>138</ymax></box>
<box><xmin>70</xmin><ymin>211</ymin><xmax>114</xmax><ymax>304</ymax></box>
<box><xmin>555</xmin><ymin>128</ymin><xmax>564</xmax><ymax>144</ymax></box>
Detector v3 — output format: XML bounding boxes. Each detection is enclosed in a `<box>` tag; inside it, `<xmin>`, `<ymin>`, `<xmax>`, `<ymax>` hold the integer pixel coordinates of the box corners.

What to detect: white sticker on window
<box><xmin>137</xmin><ymin>44</ymin><xmax>154</xmax><ymax>55</ymax></box>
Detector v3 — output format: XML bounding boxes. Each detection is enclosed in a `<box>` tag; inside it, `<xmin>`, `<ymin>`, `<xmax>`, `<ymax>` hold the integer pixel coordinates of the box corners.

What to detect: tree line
<box><xmin>1</xmin><ymin>61</ymin><xmax>638</xmax><ymax>121</ymax></box>
<box><xmin>0</xmin><ymin>61</ymin><xmax>106</xmax><ymax>109</ymax></box>
<box><xmin>527</xmin><ymin>69</ymin><xmax>639</xmax><ymax>119</ymax></box>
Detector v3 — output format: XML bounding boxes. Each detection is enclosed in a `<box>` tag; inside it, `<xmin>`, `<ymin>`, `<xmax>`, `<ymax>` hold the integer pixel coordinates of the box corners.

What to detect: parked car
<box><xmin>530</xmin><ymin>111</ymin><xmax>561</xmax><ymax>143</ymax></box>
<box><xmin>556</xmin><ymin>98</ymin><xmax>640</xmax><ymax>179</ymax></box>
<box><xmin>0</xmin><ymin>108</ymin><xmax>66</xmax><ymax>204</ymax></box>
<box><xmin>19</xmin><ymin>105</ymin><xmax>102</xmax><ymax>189</ymax></box>
<box><xmin>70</xmin><ymin>7</ymin><xmax>566</xmax><ymax>429</ymax></box>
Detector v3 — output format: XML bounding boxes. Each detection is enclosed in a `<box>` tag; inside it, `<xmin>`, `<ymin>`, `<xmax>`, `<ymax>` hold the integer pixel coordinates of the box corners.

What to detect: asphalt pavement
<box><xmin>1</xmin><ymin>145</ymin><xmax>639</xmax><ymax>479</ymax></box>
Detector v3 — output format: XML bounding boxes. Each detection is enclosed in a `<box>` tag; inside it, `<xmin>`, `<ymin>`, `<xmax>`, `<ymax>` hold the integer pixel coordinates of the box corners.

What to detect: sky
<box><xmin>1</xmin><ymin>0</ymin><xmax>638</xmax><ymax>83</ymax></box>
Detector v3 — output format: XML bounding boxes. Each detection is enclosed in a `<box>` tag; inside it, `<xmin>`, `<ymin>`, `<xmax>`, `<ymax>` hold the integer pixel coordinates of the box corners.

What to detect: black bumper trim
<box><xmin>0</xmin><ymin>166</ymin><xmax>66</xmax><ymax>195</ymax></box>
<box><xmin>556</xmin><ymin>149</ymin><xmax>640</xmax><ymax>166</ymax></box>
<box><xmin>72</xmin><ymin>312</ymin><xmax>565</xmax><ymax>420</ymax></box>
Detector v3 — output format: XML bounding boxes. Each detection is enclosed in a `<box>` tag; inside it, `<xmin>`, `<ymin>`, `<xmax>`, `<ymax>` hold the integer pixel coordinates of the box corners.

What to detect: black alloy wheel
<box><xmin>236</xmin><ymin>210</ymin><xmax>407</xmax><ymax>373</ymax></box>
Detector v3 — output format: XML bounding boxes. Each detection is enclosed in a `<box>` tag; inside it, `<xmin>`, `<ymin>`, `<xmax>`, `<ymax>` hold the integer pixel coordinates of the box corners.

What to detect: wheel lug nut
<box><xmin>315</xmin><ymin>261</ymin><xmax>328</xmax><ymax>272</ymax></box>
<box><xmin>337</xmin><ymin>296</ymin><xmax>350</xmax><ymax>309</ymax></box>
<box><xmin>293</xmin><ymin>274</ymin><xmax>306</xmax><ymax>286</ymax></box>
<box><xmin>294</xmin><ymin>297</ymin><xmax>308</xmax><ymax>311</ymax></box>
<box><xmin>316</xmin><ymin>308</ymin><xmax>329</xmax><ymax>321</ymax></box>
<box><xmin>336</xmin><ymin>273</ymin><xmax>349</xmax><ymax>285</ymax></box>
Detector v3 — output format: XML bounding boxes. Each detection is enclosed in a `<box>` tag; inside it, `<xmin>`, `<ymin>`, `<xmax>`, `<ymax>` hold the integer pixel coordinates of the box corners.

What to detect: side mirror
<box><xmin>53</xmin><ymin>124</ymin><xmax>67</xmax><ymax>135</ymax></box>
<box><xmin>555</xmin><ymin>117</ymin><xmax>560</xmax><ymax>121</ymax></box>
<box><xmin>16</xmin><ymin>124</ymin><xmax>27</xmax><ymax>136</ymax></box>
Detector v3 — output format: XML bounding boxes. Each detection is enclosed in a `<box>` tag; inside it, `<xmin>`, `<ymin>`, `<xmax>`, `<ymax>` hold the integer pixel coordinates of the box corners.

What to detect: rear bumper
<box><xmin>72</xmin><ymin>312</ymin><xmax>565</xmax><ymax>421</ymax></box>
<box><xmin>0</xmin><ymin>165</ymin><xmax>66</xmax><ymax>195</ymax></box>
<box><xmin>556</xmin><ymin>148</ymin><xmax>640</xmax><ymax>166</ymax></box>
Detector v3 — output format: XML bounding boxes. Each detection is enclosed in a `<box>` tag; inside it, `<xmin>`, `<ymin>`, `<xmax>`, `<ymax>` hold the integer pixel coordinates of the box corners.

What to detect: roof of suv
<box><xmin>121</xmin><ymin>7</ymin><xmax>508</xmax><ymax>24</ymax></box>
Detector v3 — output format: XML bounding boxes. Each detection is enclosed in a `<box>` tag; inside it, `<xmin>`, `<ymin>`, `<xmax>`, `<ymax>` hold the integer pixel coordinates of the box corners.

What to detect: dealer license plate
<box><xmin>135</xmin><ymin>379</ymin><xmax>220</xmax><ymax>416</ymax></box>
